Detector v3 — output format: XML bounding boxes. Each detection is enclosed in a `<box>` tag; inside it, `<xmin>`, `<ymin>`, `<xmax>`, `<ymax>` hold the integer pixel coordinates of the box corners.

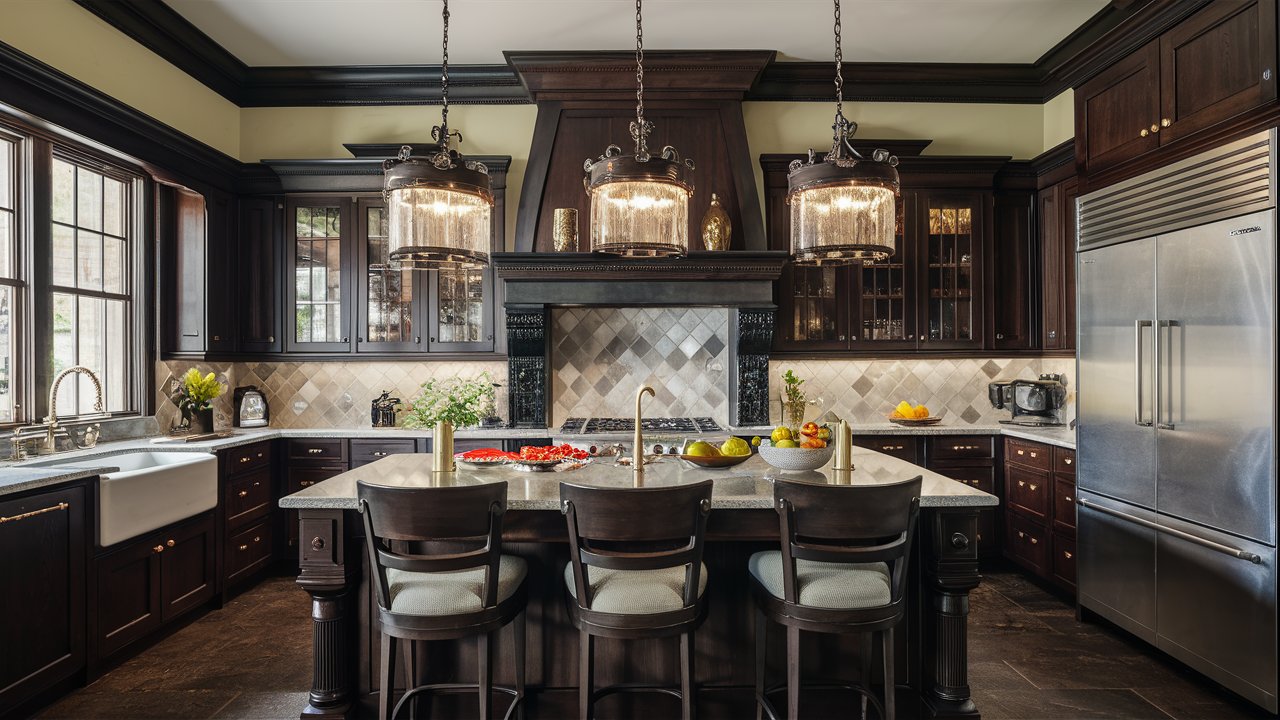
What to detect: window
<box><xmin>1</xmin><ymin>133</ymin><xmax>19</xmax><ymax>422</ymax></box>
<box><xmin>50</xmin><ymin>156</ymin><xmax>133</xmax><ymax>414</ymax></box>
<box><xmin>0</xmin><ymin>117</ymin><xmax>145</xmax><ymax>427</ymax></box>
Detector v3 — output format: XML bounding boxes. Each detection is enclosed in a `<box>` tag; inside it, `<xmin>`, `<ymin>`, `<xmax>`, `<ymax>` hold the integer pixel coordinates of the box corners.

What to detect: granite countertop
<box><xmin>278</xmin><ymin>447</ymin><xmax>999</xmax><ymax>512</ymax></box>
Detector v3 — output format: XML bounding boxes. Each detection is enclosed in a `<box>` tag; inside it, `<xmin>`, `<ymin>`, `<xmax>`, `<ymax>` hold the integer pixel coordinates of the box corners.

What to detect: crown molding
<box><xmin>72</xmin><ymin>0</ymin><xmax>1193</xmax><ymax>107</ymax></box>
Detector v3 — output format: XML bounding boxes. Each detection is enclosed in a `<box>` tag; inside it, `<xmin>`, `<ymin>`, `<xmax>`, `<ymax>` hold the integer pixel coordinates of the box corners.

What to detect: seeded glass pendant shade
<box><xmin>383</xmin><ymin>0</ymin><xmax>493</xmax><ymax>270</ymax></box>
<box><xmin>788</xmin><ymin>0</ymin><xmax>900</xmax><ymax>266</ymax></box>
<box><xmin>584</xmin><ymin>0</ymin><xmax>695</xmax><ymax>257</ymax></box>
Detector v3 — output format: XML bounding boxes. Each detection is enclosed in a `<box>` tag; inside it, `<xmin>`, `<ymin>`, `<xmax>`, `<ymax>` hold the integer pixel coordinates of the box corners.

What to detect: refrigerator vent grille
<box><xmin>1078</xmin><ymin>131</ymin><xmax>1275</xmax><ymax>251</ymax></box>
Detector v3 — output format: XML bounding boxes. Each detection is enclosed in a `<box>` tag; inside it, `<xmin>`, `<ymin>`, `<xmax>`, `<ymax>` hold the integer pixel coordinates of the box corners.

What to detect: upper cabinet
<box><xmin>287</xmin><ymin>198</ymin><xmax>353</xmax><ymax>353</ymax></box>
<box><xmin>236</xmin><ymin>197</ymin><xmax>282</xmax><ymax>354</ymax></box>
<box><xmin>763</xmin><ymin>154</ymin><xmax>1002</xmax><ymax>356</ymax></box>
<box><xmin>1077</xmin><ymin>0</ymin><xmax>1277</xmax><ymax>179</ymax></box>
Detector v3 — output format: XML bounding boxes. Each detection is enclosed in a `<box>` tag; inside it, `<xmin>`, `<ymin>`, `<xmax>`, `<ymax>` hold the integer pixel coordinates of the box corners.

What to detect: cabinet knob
<box><xmin>1064</xmin><ymin>550</ymin><xmax>1073</xmax><ymax>560</ymax></box>
<box><xmin>166</xmin><ymin>539</ymin><xmax>175</xmax><ymax>548</ymax></box>
<box><xmin>341</xmin><ymin>337</ymin><xmax>349</xmax><ymax>343</ymax></box>
<box><xmin>1160</xmin><ymin>118</ymin><xmax>1171</xmax><ymax>128</ymax></box>
<box><xmin>1018</xmin><ymin>480</ymin><xmax>1026</xmax><ymax>487</ymax></box>
<box><xmin>238</xmin><ymin>490</ymin><xmax>248</xmax><ymax>498</ymax></box>
<box><xmin>996</xmin><ymin>333</ymin><xmax>1004</xmax><ymax>340</ymax></box>
<box><xmin>1029</xmin><ymin>451</ymin><xmax>1038</xmax><ymax>458</ymax></box>
<box><xmin>253</xmin><ymin>536</ymin><xmax>261</xmax><ymax>543</ymax></box>
<box><xmin>1065</xmin><ymin>495</ymin><xmax>1073</xmax><ymax>504</ymax></box>
<box><xmin>1140</xmin><ymin>128</ymin><xmax>1149</xmax><ymax>138</ymax></box>
<box><xmin>950</xmin><ymin>532</ymin><xmax>969</xmax><ymax>549</ymax></box>
<box><xmin>153</xmin><ymin>545</ymin><xmax>165</xmax><ymax>554</ymax></box>
<box><xmin>1017</xmin><ymin>531</ymin><xmax>1025</xmax><ymax>539</ymax></box>
<box><xmin>430</xmin><ymin>337</ymin><xmax>436</xmax><ymax>342</ymax></box>
<box><xmin>1017</xmin><ymin>449</ymin><xmax>1025</xmax><ymax>455</ymax></box>
<box><xmin>415</xmin><ymin>336</ymin><xmax>421</xmax><ymax>344</ymax></box>
<box><xmin>268</xmin><ymin>336</ymin><xmax>275</xmax><ymax>343</ymax></box>
<box><xmin>1064</xmin><ymin>458</ymin><xmax>1072</xmax><ymax>465</ymax></box>
<box><xmin>1151</xmin><ymin>123</ymin><xmax>1160</xmax><ymax>133</ymax></box>
<box><xmin>312</xmin><ymin>537</ymin><xmax>326</xmax><ymax>551</ymax></box>
<box><xmin>1029</xmin><ymin>483</ymin><xmax>1038</xmax><ymax>492</ymax></box>
<box><xmin>1029</xmin><ymin>536</ymin><xmax>1039</xmax><ymax>545</ymax></box>
<box><xmin>838</xmin><ymin>335</ymin><xmax>846</xmax><ymax>341</ymax></box>
<box><xmin>212</xmin><ymin>335</ymin><xmax>220</xmax><ymax>341</ymax></box>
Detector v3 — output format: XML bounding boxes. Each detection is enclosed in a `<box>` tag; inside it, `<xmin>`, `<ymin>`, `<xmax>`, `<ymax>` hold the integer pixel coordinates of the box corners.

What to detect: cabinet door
<box><xmin>358</xmin><ymin>198</ymin><xmax>425</xmax><ymax>352</ymax></box>
<box><xmin>852</xmin><ymin>192</ymin><xmax>918</xmax><ymax>350</ymax></box>
<box><xmin>992</xmin><ymin>190</ymin><xmax>1035</xmax><ymax>351</ymax></box>
<box><xmin>284</xmin><ymin>465</ymin><xmax>348</xmax><ymax>558</ymax></box>
<box><xmin>237</xmin><ymin>197</ymin><xmax>282</xmax><ymax>353</ymax></box>
<box><xmin>0</xmin><ymin>485</ymin><xmax>86</xmax><ymax>710</ymax></box>
<box><xmin>287</xmin><ymin>198</ymin><xmax>353</xmax><ymax>353</ymax></box>
<box><xmin>95</xmin><ymin>536</ymin><xmax>163</xmax><ymax>659</ymax></box>
<box><xmin>1159</xmin><ymin>0</ymin><xmax>1278</xmax><ymax>143</ymax></box>
<box><xmin>1076</xmin><ymin>40</ymin><xmax>1161</xmax><ymax>175</ymax></box>
<box><xmin>158</xmin><ymin>185</ymin><xmax>206</xmax><ymax>354</ymax></box>
<box><xmin>159</xmin><ymin>513</ymin><xmax>215</xmax><ymax>622</ymax></box>
<box><xmin>205</xmin><ymin>192</ymin><xmax>236</xmax><ymax>353</ymax></box>
<box><xmin>428</xmin><ymin>266</ymin><xmax>496</xmax><ymax>353</ymax></box>
<box><xmin>918</xmin><ymin>192</ymin><xmax>985</xmax><ymax>350</ymax></box>
<box><xmin>775</xmin><ymin>264</ymin><xmax>851</xmax><ymax>352</ymax></box>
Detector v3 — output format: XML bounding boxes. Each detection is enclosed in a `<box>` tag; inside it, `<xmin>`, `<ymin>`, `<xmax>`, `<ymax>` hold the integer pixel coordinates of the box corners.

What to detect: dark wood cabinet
<box><xmin>924</xmin><ymin>435</ymin><xmax>1000</xmax><ymax>560</ymax></box>
<box><xmin>1039</xmin><ymin>178</ymin><xmax>1078</xmax><ymax>351</ymax></box>
<box><xmin>992</xmin><ymin>190</ymin><xmax>1035</xmax><ymax>351</ymax></box>
<box><xmin>284</xmin><ymin>439</ymin><xmax>349</xmax><ymax>561</ymax></box>
<box><xmin>286</xmin><ymin>197</ymin><xmax>355</xmax><ymax>353</ymax></box>
<box><xmin>158</xmin><ymin>185</ymin><xmax>208</xmax><ymax>355</ymax></box>
<box><xmin>219</xmin><ymin>440</ymin><xmax>277</xmax><ymax>592</ymax></box>
<box><xmin>0</xmin><ymin>484</ymin><xmax>86</xmax><ymax>711</ymax></box>
<box><xmin>1002</xmin><ymin>438</ymin><xmax>1076</xmax><ymax>592</ymax></box>
<box><xmin>237</xmin><ymin>197</ymin><xmax>283</xmax><ymax>354</ymax></box>
<box><xmin>1077</xmin><ymin>0</ymin><xmax>1278</xmax><ymax>179</ymax></box>
<box><xmin>349</xmin><ymin>438</ymin><xmax>417</xmax><ymax>468</ymax></box>
<box><xmin>92</xmin><ymin>512</ymin><xmax>216</xmax><ymax>662</ymax></box>
<box><xmin>917</xmin><ymin>191</ymin><xmax>988</xmax><ymax>350</ymax></box>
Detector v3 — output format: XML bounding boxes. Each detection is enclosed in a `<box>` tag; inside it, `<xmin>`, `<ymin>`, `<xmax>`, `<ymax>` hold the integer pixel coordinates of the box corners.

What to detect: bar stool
<box><xmin>559</xmin><ymin>479</ymin><xmax>714</xmax><ymax>720</ymax></box>
<box><xmin>750</xmin><ymin>476</ymin><xmax>922</xmax><ymax>720</ymax></box>
<box><xmin>357</xmin><ymin>479</ymin><xmax>528</xmax><ymax>720</ymax></box>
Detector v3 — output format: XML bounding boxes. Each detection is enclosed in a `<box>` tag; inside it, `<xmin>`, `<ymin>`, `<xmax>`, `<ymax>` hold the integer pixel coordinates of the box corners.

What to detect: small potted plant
<box><xmin>401</xmin><ymin>373</ymin><xmax>496</xmax><ymax>429</ymax></box>
<box><xmin>172</xmin><ymin>368</ymin><xmax>225</xmax><ymax>434</ymax></box>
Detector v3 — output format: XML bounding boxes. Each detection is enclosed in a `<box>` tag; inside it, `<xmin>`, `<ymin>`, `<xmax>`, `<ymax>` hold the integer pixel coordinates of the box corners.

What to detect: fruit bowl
<box><xmin>758</xmin><ymin>443</ymin><xmax>835</xmax><ymax>472</ymax></box>
<box><xmin>679</xmin><ymin>453</ymin><xmax>753</xmax><ymax>469</ymax></box>
<box><xmin>888</xmin><ymin>415</ymin><xmax>943</xmax><ymax>426</ymax></box>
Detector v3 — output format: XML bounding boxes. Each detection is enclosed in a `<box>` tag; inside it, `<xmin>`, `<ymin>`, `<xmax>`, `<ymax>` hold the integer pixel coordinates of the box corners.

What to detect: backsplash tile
<box><xmin>550</xmin><ymin>308</ymin><xmax>730</xmax><ymax>426</ymax></box>
<box><xmin>768</xmin><ymin>358</ymin><xmax>1076</xmax><ymax>427</ymax></box>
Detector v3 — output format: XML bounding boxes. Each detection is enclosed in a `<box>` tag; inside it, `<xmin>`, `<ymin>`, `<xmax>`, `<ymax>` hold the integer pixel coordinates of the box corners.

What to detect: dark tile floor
<box><xmin>37</xmin><ymin>571</ymin><xmax>1274</xmax><ymax>719</ymax></box>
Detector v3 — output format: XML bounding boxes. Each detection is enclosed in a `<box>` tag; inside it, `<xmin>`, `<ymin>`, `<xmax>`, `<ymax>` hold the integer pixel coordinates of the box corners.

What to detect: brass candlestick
<box><xmin>553</xmin><ymin>208</ymin><xmax>579</xmax><ymax>252</ymax></box>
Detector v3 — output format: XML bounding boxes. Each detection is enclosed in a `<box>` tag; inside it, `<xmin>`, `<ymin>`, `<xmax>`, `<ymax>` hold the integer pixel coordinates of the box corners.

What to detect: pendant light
<box><xmin>788</xmin><ymin>0</ymin><xmax>900</xmax><ymax>265</ymax></box>
<box><xmin>383</xmin><ymin>0</ymin><xmax>493</xmax><ymax>270</ymax></box>
<box><xmin>583</xmin><ymin>0</ymin><xmax>695</xmax><ymax>257</ymax></box>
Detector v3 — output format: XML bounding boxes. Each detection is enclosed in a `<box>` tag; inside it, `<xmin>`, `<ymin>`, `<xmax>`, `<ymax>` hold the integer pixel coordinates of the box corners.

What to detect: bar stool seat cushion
<box><xmin>386</xmin><ymin>555</ymin><xmax>527</xmax><ymax>616</ymax></box>
<box><xmin>564</xmin><ymin>562</ymin><xmax>708</xmax><ymax>615</ymax></box>
<box><xmin>748</xmin><ymin>550</ymin><xmax>891</xmax><ymax>609</ymax></box>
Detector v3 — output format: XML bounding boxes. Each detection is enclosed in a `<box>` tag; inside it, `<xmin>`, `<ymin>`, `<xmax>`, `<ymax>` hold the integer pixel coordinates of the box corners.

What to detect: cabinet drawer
<box><xmin>225</xmin><ymin>467</ymin><xmax>272</xmax><ymax>528</ymax></box>
<box><xmin>1052</xmin><ymin>531</ymin><xmax>1077</xmax><ymax>589</ymax></box>
<box><xmin>287</xmin><ymin>466</ymin><xmax>346</xmax><ymax>494</ymax></box>
<box><xmin>1006</xmin><ymin>438</ymin><xmax>1051</xmax><ymax>472</ymax></box>
<box><xmin>1054</xmin><ymin>446</ymin><xmax>1076</xmax><ymax>476</ymax></box>
<box><xmin>223</xmin><ymin>441</ymin><xmax>271</xmax><ymax>473</ymax></box>
<box><xmin>226</xmin><ymin>519</ymin><xmax>273</xmax><ymax>584</ymax></box>
<box><xmin>1006</xmin><ymin>464</ymin><xmax>1051</xmax><ymax>521</ymax></box>
<box><xmin>931</xmin><ymin>464</ymin><xmax>995</xmax><ymax>494</ymax></box>
<box><xmin>976</xmin><ymin>509</ymin><xmax>998</xmax><ymax>559</ymax></box>
<box><xmin>928</xmin><ymin>436</ymin><xmax>995</xmax><ymax>461</ymax></box>
<box><xmin>289</xmin><ymin>438</ymin><xmax>348</xmax><ymax>463</ymax></box>
<box><xmin>1006</xmin><ymin>513</ymin><xmax>1050</xmax><ymax>575</ymax></box>
<box><xmin>350</xmin><ymin>439</ymin><xmax>417</xmax><ymax>468</ymax></box>
<box><xmin>854</xmin><ymin>436</ymin><xmax>919</xmax><ymax>463</ymax></box>
<box><xmin>1053</xmin><ymin>478</ymin><xmax>1077</xmax><ymax>530</ymax></box>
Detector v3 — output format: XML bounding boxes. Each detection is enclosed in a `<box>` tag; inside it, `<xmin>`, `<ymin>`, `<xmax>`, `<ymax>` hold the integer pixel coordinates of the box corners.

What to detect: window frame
<box><xmin>0</xmin><ymin>118</ymin><xmax>149</xmax><ymax>429</ymax></box>
<box><xmin>0</xmin><ymin>126</ymin><xmax>29</xmax><ymax>426</ymax></box>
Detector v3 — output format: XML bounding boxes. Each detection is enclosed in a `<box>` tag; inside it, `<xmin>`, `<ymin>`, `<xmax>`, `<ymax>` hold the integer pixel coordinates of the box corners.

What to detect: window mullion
<box><xmin>28</xmin><ymin>137</ymin><xmax>54</xmax><ymax>422</ymax></box>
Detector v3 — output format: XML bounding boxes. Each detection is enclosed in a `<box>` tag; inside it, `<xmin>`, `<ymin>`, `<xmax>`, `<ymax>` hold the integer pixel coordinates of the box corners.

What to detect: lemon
<box><xmin>771</xmin><ymin>426</ymin><xmax>793</xmax><ymax>443</ymax></box>
<box><xmin>685</xmin><ymin>441</ymin><xmax>721</xmax><ymax>457</ymax></box>
<box><xmin>751</xmin><ymin>436</ymin><xmax>762</xmax><ymax>447</ymax></box>
<box><xmin>774</xmin><ymin>439</ymin><xmax>799</xmax><ymax>449</ymax></box>
<box><xmin>721</xmin><ymin>437</ymin><xmax>751</xmax><ymax>457</ymax></box>
<box><xmin>894</xmin><ymin>401</ymin><xmax>914</xmax><ymax>419</ymax></box>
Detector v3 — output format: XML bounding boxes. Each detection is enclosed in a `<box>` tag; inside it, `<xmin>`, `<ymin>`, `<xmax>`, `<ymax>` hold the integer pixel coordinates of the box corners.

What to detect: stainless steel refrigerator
<box><xmin>1076</xmin><ymin>129</ymin><xmax>1277</xmax><ymax>712</ymax></box>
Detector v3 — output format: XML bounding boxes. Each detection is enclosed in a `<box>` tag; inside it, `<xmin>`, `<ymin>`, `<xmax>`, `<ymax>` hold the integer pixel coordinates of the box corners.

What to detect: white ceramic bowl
<box><xmin>757</xmin><ymin>443</ymin><xmax>834</xmax><ymax>472</ymax></box>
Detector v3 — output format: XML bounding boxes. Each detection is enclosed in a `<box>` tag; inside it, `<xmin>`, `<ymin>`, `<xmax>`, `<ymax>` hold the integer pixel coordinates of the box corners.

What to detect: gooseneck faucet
<box><xmin>45</xmin><ymin>366</ymin><xmax>105</xmax><ymax>453</ymax></box>
<box><xmin>633</xmin><ymin>385</ymin><xmax>655</xmax><ymax>484</ymax></box>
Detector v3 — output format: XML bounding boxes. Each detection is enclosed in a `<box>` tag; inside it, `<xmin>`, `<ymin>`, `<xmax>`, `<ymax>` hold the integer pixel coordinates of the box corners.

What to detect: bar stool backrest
<box><xmin>357</xmin><ymin>480</ymin><xmax>508</xmax><ymax>612</ymax></box>
<box><xmin>560</xmin><ymin>480</ymin><xmax>713</xmax><ymax>610</ymax></box>
<box><xmin>772</xmin><ymin>476</ymin><xmax>923</xmax><ymax>607</ymax></box>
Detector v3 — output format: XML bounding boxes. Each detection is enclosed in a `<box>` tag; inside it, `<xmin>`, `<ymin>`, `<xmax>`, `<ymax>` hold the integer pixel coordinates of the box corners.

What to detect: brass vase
<box><xmin>553</xmin><ymin>208</ymin><xmax>579</xmax><ymax>252</ymax></box>
<box><xmin>700</xmin><ymin>193</ymin><xmax>731</xmax><ymax>251</ymax></box>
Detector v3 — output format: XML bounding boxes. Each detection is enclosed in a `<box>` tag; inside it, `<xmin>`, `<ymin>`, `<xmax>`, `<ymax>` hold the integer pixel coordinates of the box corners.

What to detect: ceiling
<box><xmin>162</xmin><ymin>0</ymin><xmax>1110</xmax><ymax>67</ymax></box>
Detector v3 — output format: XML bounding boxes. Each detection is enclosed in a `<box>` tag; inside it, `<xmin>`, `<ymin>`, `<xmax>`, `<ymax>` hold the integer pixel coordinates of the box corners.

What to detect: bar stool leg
<box><xmin>514</xmin><ymin>611</ymin><xmax>527</xmax><ymax>720</ymax></box>
<box><xmin>579</xmin><ymin>630</ymin><xmax>595</xmax><ymax>720</ymax></box>
<box><xmin>401</xmin><ymin>640</ymin><xmax>417</xmax><ymax>719</ymax></box>
<box><xmin>861</xmin><ymin>632</ymin><xmax>872</xmax><ymax>720</ymax></box>
<box><xmin>379</xmin><ymin>633</ymin><xmax>398</xmax><ymax>720</ymax></box>
<box><xmin>786</xmin><ymin>626</ymin><xmax>801</xmax><ymax>720</ymax></box>
<box><xmin>754</xmin><ymin>607</ymin><xmax>766</xmax><ymax>720</ymax></box>
<box><xmin>882</xmin><ymin>628</ymin><xmax>895</xmax><ymax>720</ymax></box>
<box><xmin>479</xmin><ymin>631</ymin><xmax>494</xmax><ymax>720</ymax></box>
<box><xmin>680</xmin><ymin>631</ymin><xmax>695</xmax><ymax>720</ymax></box>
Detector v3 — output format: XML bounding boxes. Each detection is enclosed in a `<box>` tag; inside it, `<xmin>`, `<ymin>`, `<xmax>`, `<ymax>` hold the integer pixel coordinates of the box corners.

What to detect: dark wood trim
<box><xmin>66</xmin><ymin>0</ymin><xmax>1196</xmax><ymax>107</ymax></box>
<box><xmin>505</xmin><ymin>50</ymin><xmax>775</xmax><ymax>100</ymax></box>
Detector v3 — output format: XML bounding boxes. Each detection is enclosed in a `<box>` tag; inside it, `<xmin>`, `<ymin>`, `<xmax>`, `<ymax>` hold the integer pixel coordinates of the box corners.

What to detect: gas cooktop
<box><xmin>559</xmin><ymin>417</ymin><xmax>723</xmax><ymax>434</ymax></box>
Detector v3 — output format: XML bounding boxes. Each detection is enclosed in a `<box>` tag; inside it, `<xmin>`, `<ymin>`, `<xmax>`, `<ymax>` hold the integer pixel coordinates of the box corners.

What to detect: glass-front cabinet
<box><xmin>919</xmin><ymin>192</ymin><xmax>984</xmax><ymax>350</ymax></box>
<box><xmin>855</xmin><ymin>192</ymin><xmax>917</xmax><ymax>351</ymax></box>
<box><xmin>288</xmin><ymin>195</ymin><xmax>497</xmax><ymax>355</ymax></box>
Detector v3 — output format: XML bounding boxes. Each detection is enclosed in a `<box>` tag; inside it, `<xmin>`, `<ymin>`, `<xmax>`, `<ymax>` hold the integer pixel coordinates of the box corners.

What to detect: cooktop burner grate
<box><xmin>560</xmin><ymin>417</ymin><xmax>725</xmax><ymax>434</ymax></box>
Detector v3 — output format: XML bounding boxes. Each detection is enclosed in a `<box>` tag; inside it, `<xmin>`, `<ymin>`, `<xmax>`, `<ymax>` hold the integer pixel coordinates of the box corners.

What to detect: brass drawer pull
<box><xmin>1029</xmin><ymin>451</ymin><xmax>1038</xmax><ymax>458</ymax></box>
<box><xmin>238</xmin><ymin>544</ymin><xmax>249</xmax><ymax>551</ymax></box>
<box><xmin>1065</xmin><ymin>495</ymin><xmax>1073</xmax><ymax>503</ymax></box>
<box><xmin>1064</xmin><ymin>550</ymin><xmax>1073</xmax><ymax>560</ymax></box>
<box><xmin>1160</xmin><ymin>118</ymin><xmax>1171</xmax><ymax>128</ymax></box>
<box><xmin>1029</xmin><ymin>483</ymin><xmax>1038</xmax><ymax>492</ymax></box>
<box><xmin>0</xmin><ymin>502</ymin><xmax>69</xmax><ymax>524</ymax></box>
<box><xmin>1140</xmin><ymin>128</ymin><xmax>1150</xmax><ymax>138</ymax></box>
<box><xmin>153</xmin><ymin>545</ymin><xmax>165</xmax><ymax>554</ymax></box>
<box><xmin>257</xmin><ymin>452</ymin><xmax>264</xmax><ymax>458</ymax></box>
<box><xmin>239</xmin><ymin>456</ymin><xmax>250</xmax><ymax>463</ymax></box>
<box><xmin>1016</xmin><ymin>449</ymin><xmax>1025</xmax><ymax>455</ymax></box>
<box><xmin>1017</xmin><ymin>531</ymin><xmax>1025</xmax><ymax>539</ymax></box>
<box><xmin>1029</xmin><ymin>537</ymin><xmax>1039</xmax><ymax>545</ymax></box>
<box><xmin>308</xmin><ymin>448</ymin><xmax>323</xmax><ymax>454</ymax></box>
<box><xmin>1063</xmin><ymin>458</ymin><xmax>1073</xmax><ymax>465</ymax></box>
<box><xmin>238</xmin><ymin>490</ymin><xmax>249</xmax><ymax>498</ymax></box>
<box><xmin>372</xmin><ymin>451</ymin><xmax>389</xmax><ymax>457</ymax></box>
<box><xmin>1018</xmin><ymin>480</ymin><xmax>1025</xmax><ymax>487</ymax></box>
<box><xmin>299</xmin><ymin>480</ymin><xmax>313</xmax><ymax>487</ymax></box>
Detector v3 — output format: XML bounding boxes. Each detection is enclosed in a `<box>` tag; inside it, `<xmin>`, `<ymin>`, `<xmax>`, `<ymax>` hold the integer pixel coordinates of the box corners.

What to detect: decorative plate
<box><xmin>678</xmin><ymin>454</ymin><xmax>752</xmax><ymax>469</ymax></box>
<box><xmin>888</xmin><ymin>416</ymin><xmax>943</xmax><ymax>426</ymax></box>
<box><xmin>455</xmin><ymin>457</ymin><xmax>510</xmax><ymax>468</ymax></box>
<box><xmin>508</xmin><ymin>458</ymin><xmax>565</xmax><ymax>472</ymax></box>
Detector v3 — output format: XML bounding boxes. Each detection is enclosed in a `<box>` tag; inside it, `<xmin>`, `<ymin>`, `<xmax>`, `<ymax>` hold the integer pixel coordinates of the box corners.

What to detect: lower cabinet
<box><xmin>92</xmin><ymin>512</ymin><xmax>216</xmax><ymax>663</ymax></box>
<box><xmin>0</xmin><ymin>483</ymin><xmax>87</xmax><ymax>712</ymax></box>
<box><xmin>285</xmin><ymin>439</ymin><xmax>350</xmax><ymax>561</ymax></box>
<box><xmin>925</xmin><ymin>436</ymin><xmax>1000</xmax><ymax>560</ymax></box>
<box><xmin>1003</xmin><ymin>437</ymin><xmax>1076</xmax><ymax>592</ymax></box>
<box><xmin>219</xmin><ymin>440</ymin><xmax>277</xmax><ymax>593</ymax></box>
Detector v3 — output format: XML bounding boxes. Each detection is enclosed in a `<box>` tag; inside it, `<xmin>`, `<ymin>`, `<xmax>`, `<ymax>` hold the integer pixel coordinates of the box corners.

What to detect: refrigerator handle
<box><xmin>1135</xmin><ymin>320</ymin><xmax>1153</xmax><ymax>427</ymax></box>
<box><xmin>1078</xmin><ymin>499</ymin><xmax>1261</xmax><ymax>564</ymax></box>
<box><xmin>1156</xmin><ymin>320</ymin><xmax>1177</xmax><ymax>430</ymax></box>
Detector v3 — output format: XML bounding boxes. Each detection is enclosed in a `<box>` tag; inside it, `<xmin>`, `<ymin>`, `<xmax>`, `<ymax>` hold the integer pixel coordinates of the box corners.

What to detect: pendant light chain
<box><xmin>833</xmin><ymin>0</ymin><xmax>843</xmax><ymax>127</ymax></box>
<box><xmin>439</xmin><ymin>0</ymin><xmax>451</xmax><ymax>147</ymax></box>
<box><xmin>631</xmin><ymin>0</ymin><xmax>652</xmax><ymax>161</ymax></box>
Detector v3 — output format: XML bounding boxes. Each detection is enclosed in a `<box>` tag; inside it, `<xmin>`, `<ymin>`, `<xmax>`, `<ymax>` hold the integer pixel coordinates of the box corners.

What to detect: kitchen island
<box><xmin>281</xmin><ymin>447</ymin><xmax>997</xmax><ymax>719</ymax></box>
